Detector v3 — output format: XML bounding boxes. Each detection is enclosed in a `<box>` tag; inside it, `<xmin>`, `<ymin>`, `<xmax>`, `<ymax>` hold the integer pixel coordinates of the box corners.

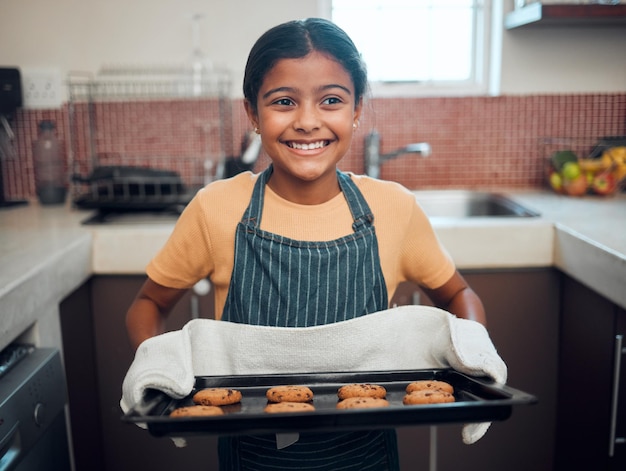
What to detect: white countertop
<box><xmin>1</xmin><ymin>189</ymin><xmax>625</xmax><ymax>351</ymax></box>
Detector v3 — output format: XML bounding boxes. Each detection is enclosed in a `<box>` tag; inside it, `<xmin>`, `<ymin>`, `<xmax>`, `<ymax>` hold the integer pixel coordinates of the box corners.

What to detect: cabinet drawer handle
<box><xmin>609</xmin><ymin>334</ymin><xmax>625</xmax><ymax>457</ymax></box>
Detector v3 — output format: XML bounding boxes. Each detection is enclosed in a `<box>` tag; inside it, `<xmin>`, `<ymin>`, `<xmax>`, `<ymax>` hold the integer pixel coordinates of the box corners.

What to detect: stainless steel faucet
<box><xmin>364</xmin><ymin>129</ymin><xmax>431</xmax><ymax>179</ymax></box>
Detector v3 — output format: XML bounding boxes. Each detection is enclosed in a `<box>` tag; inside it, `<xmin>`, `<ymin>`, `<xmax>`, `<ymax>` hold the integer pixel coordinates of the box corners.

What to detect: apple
<box><xmin>592</xmin><ymin>171</ymin><xmax>617</xmax><ymax>196</ymax></box>
<box><xmin>563</xmin><ymin>174</ymin><xmax>588</xmax><ymax>196</ymax></box>
<box><xmin>562</xmin><ymin>161</ymin><xmax>581</xmax><ymax>181</ymax></box>
<box><xmin>549</xmin><ymin>171</ymin><xmax>563</xmax><ymax>193</ymax></box>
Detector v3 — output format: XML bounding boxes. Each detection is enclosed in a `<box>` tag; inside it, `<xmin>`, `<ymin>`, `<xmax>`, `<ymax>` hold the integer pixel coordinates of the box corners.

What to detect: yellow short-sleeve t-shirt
<box><xmin>147</xmin><ymin>171</ymin><xmax>455</xmax><ymax>319</ymax></box>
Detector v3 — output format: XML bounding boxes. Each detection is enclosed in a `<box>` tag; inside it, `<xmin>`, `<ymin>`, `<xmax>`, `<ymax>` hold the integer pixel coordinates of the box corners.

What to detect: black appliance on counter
<box><xmin>0</xmin><ymin>67</ymin><xmax>28</xmax><ymax>208</ymax></box>
<box><xmin>74</xmin><ymin>135</ymin><xmax>260</xmax><ymax>225</ymax></box>
<box><xmin>73</xmin><ymin>165</ymin><xmax>200</xmax><ymax>224</ymax></box>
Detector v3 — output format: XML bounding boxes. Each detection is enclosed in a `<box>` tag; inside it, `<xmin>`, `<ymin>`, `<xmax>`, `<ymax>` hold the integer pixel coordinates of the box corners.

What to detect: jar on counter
<box><xmin>32</xmin><ymin>120</ymin><xmax>67</xmax><ymax>205</ymax></box>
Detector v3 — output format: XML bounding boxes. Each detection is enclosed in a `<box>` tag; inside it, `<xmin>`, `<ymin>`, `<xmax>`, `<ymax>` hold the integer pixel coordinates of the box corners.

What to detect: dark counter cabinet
<box><xmin>555</xmin><ymin>276</ymin><xmax>626</xmax><ymax>470</ymax></box>
<box><xmin>60</xmin><ymin>275</ymin><xmax>218</xmax><ymax>471</ymax></box>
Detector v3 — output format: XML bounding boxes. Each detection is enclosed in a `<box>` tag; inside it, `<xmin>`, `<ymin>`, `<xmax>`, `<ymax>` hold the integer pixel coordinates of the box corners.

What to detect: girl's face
<box><xmin>245</xmin><ymin>51</ymin><xmax>362</xmax><ymax>202</ymax></box>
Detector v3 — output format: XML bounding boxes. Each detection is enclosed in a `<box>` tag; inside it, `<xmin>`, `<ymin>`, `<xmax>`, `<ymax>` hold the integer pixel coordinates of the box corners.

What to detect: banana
<box><xmin>604</xmin><ymin>147</ymin><xmax>626</xmax><ymax>184</ymax></box>
<box><xmin>606</xmin><ymin>146</ymin><xmax>626</xmax><ymax>166</ymax></box>
<box><xmin>579</xmin><ymin>153</ymin><xmax>612</xmax><ymax>174</ymax></box>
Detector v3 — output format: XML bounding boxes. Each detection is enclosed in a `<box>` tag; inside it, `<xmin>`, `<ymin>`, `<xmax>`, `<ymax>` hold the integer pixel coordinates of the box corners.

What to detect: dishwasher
<box><xmin>0</xmin><ymin>345</ymin><xmax>71</xmax><ymax>471</ymax></box>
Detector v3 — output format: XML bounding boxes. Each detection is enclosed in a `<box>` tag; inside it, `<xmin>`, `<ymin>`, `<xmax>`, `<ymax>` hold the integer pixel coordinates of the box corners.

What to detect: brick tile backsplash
<box><xmin>1</xmin><ymin>93</ymin><xmax>624</xmax><ymax>200</ymax></box>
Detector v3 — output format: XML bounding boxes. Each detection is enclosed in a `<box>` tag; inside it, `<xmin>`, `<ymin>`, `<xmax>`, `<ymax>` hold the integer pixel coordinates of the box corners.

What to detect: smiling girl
<box><xmin>126</xmin><ymin>18</ymin><xmax>486</xmax><ymax>470</ymax></box>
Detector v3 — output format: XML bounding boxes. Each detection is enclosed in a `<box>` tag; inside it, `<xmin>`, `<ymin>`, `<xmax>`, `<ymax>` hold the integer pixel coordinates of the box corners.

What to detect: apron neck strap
<box><xmin>242</xmin><ymin>165</ymin><xmax>375</xmax><ymax>231</ymax></box>
<box><xmin>336</xmin><ymin>170</ymin><xmax>375</xmax><ymax>231</ymax></box>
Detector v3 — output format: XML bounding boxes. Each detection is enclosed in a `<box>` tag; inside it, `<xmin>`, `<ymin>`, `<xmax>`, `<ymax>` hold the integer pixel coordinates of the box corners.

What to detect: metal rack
<box><xmin>67</xmin><ymin>65</ymin><xmax>233</xmax><ymax>213</ymax></box>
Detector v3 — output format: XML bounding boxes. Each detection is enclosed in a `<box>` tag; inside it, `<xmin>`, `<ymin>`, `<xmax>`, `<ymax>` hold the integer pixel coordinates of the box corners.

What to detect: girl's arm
<box><xmin>421</xmin><ymin>271</ymin><xmax>487</xmax><ymax>326</ymax></box>
<box><xmin>125</xmin><ymin>277</ymin><xmax>188</xmax><ymax>350</ymax></box>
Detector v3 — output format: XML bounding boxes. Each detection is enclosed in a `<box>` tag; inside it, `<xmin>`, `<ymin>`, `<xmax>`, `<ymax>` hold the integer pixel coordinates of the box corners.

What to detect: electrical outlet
<box><xmin>21</xmin><ymin>68</ymin><xmax>64</xmax><ymax>109</ymax></box>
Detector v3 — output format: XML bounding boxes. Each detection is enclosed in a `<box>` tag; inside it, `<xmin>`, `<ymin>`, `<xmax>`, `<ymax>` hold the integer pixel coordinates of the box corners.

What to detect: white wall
<box><xmin>1</xmin><ymin>0</ymin><xmax>624</xmax><ymax>100</ymax></box>
<box><xmin>501</xmin><ymin>18</ymin><xmax>626</xmax><ymax>93</ymax></box>
<box><xmin>0</xmin><ymin>0</ymin><xmax>322</xmax><ymax>100</ymax></box>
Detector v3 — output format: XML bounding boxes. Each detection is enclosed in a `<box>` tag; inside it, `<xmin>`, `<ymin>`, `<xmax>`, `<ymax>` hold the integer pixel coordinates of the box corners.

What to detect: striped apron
<box><xmin>219</xmin><ymin>166</ymin><xmax>398</xmax><ymax>470</ymax></box>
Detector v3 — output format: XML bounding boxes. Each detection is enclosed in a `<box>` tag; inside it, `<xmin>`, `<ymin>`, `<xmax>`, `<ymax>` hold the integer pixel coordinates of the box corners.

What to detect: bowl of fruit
<box><xmin>546</xmin><ymin>141</ymin><xmax>626</xmax><ymax>197</ymax></box>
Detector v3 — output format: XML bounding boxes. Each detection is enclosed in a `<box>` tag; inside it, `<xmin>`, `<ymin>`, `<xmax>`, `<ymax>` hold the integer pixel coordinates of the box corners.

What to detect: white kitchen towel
<box><xmin>121</xmin><ymin>305</ymin><xmax>507</xmax><ymax>445</ymax></box>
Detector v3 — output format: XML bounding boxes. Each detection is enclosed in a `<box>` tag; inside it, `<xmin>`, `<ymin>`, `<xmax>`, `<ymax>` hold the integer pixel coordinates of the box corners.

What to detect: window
<box><xmin>329</xmin><ymin>0</ymin><xmax>497</xmax><ymax>97</ymax></box>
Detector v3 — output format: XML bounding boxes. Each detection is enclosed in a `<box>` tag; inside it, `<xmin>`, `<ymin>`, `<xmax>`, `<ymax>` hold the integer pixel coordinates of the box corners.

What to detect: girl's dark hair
<box><xmin>243</xmin><ymin>18</ymin><xmax>368</xmax><ymax>115</ymax></box>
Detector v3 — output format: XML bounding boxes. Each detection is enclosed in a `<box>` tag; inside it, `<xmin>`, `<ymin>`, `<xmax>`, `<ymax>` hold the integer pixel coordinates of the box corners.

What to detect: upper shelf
<box><xmin>505</xmin><ymin>3</ymin><xmax>626</xmax><ymax>29</ymax></box>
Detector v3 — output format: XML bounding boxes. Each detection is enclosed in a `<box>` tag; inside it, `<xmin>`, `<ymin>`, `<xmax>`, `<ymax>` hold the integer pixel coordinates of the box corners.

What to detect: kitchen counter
<box><xmin>0</xmin><ymin>206</ymin><xmax>92</xmax><ymax>352</ymax></box>
<box><xmin>506</xmin><ymin>191</ymin><xmax>626</xmax><ymax>312</ymax></box>
<box><xmin>1</xmin><ymin>190</ymin><xmax>625</xmax><ymax>351</ymax></box>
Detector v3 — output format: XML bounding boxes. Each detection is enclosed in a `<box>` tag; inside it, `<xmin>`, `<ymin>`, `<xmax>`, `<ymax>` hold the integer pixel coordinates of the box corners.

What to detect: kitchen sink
<box><xmin>412</xmin><ymin>190</ymin><xmax>540</xmax><ymax>218</ymax></box>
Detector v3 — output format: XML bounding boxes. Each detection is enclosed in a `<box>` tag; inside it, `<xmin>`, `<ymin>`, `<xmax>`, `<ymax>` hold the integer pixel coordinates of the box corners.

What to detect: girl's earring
<box><xmin>254</xmin><ymin>127</ymin><xmax>260</xmax><ymax>134</ymax></box>
<box><xmin>353</xmin><ymin>123</ymin><xmax>358</xmax><ymax>130</ymax></box>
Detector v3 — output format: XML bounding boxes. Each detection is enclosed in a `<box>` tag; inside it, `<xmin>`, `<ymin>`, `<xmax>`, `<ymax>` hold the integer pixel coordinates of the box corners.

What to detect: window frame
<box><xmin>320</xmin><ymin>0</ymin><xmax>499</xmax><ymax>98</ymax></box>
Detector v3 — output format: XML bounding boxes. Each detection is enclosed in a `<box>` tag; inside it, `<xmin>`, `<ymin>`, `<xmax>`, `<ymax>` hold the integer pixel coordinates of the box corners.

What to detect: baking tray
<box><xmin>122</xmin><ymin>369</ymin><xmax>537</xmax><ymax>438</ymax></box>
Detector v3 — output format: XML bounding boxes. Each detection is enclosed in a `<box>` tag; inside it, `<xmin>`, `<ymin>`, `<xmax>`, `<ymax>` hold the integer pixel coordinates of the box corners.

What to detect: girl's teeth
<box><xmin>291</xmin><ymin>141</ymin><xmax>325</xmax><ymax>150</ymax></box>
